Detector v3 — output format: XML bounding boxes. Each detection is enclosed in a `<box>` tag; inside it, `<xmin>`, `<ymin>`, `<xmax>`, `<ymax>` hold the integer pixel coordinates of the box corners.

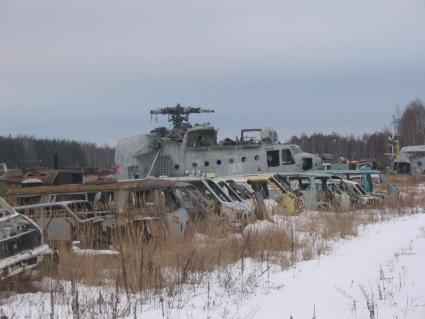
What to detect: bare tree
<box><xmin>398</xmin><ymin>99</ymin><xmax>425</xmax><ymax>145</ymax></box>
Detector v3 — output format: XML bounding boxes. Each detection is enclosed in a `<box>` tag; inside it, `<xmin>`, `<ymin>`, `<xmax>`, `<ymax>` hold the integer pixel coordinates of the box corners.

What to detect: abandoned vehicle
<box><xmin>393</xmin><ymin>145</ymin><xmax>425</xmax><ymax>175</ymax></box>
<box><xmin>225</xmin><ymin>174</ymin><xmax>304</xmax><ymax>216</ymax></box>
<box><xmin>333</xmin><ymin>179</ymin><xmax>381</xmax><ymax>207</ymax></box>
<box><xmin>14</xmin><ymin>200</ymin><xmax>116</xmax><ymax>248</ymax></box>
<box><xmin>320</xmin><ymin>170</ymin><xmax>399</xmax><ymax>198</ymax></box>
<box><xmin>6</xmin><ymin>179</ymin><xmax>208</xmax><ymax>239</ymax></box>
<box><xmin>275</xmin><ymin>173</ymin><xmax>351</xmax><ymax>211</ymax></box>
<box><xmin>208</xmin><ymin>177</ymin><xmax>257</xmax><ymax>216</ymax></box>
<box><xmin>114</xmin><ymin>104</ymin><xmax>322</xmax><ymax>180</ymax></box>
<box><xmin>166</xmin><ymin>176</ymin><xmax>255</xmax><ymax>228</ymax></box>
<box><xmin>0</xmin><ymin>197</ymin><xmax>53</xmax><ymax>280</ymax></box>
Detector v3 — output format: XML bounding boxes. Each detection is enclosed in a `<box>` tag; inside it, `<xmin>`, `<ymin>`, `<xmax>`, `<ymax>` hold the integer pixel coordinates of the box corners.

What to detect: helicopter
<box><xmin>114</xmin><ymin>104</ymin><xmax>322</xmax><ymax>179</ymax></box>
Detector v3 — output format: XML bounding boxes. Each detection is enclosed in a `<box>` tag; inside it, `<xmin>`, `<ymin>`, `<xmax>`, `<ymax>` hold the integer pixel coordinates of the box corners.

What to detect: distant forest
<box><xmin>0</xmin><ymin>136</ymin><xmax>115</xmax><ymax>169</ymax></box>
<box><xmin>288</xmin><ymin>99</ymin><xmax>425</xmax><ymax>164</ymax></box>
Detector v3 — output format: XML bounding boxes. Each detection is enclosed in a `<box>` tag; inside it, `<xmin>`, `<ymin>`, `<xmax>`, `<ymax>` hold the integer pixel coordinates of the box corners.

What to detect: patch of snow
<box><xmin>71</xmin><ymin>245</ymin><xmax>119</xmax><ymax>256</ymax></box>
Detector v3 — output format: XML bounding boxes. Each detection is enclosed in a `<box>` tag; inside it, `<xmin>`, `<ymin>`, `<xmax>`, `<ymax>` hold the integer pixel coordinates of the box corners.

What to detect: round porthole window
<box><xmin>241</xmin><ymin>157</ymin><xmax>247</xmax><ymax>162</ymax></box>
<box><xmin>217</xmin><ymin>160</ymin><xmax>222</xmax><ymax>165</ymax></box>
<box><xmin>229</xmin><ymin>158</ymin><xmax>234</xmax><ymax>164</ymax></box>
<box><xmin>174</xmin><ymin>164</ymin><xmax>180</xmax><ymax>170</ymax></box>
<box><xmin>192</xmin><ymin>162</ymin><xmax>198</xmax><ymax>168</ymax></box>
<box><xmin>254</xmin><ymin>155</ymin><xmax>260</xmax><ymax>161</ymax></box>
<box><xmin>204</xmin><ymin>161</ymin><xmax>210</xmax><ymax>167</ymax></box>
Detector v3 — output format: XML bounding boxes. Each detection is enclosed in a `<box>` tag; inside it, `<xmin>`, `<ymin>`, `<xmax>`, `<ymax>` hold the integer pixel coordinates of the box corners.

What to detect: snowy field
<box><xmin>235</xmin><ymin>213</ymin><xmax>425</xmax><ymax>319</ymax></box>
<box><xmin>143</xmin><ymin>213</ymin><xmax>425</xmax><ymax>319</ymax></box>
<box><xmin>1</xmin><ymin>212</ymin><xmax>424</xmax><ymax>318</ymax></box>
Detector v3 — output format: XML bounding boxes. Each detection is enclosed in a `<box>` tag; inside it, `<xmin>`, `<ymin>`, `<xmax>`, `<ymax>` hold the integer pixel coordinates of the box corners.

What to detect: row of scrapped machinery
<box><xmin>3</xmin><ymin>169</ymin><xmax>397</xmax><ymax>253</ymax></box>
<box><xmin>0</xmin><ymin>105</ymin><xmax>399</xmax><ymax>279</ymax></box>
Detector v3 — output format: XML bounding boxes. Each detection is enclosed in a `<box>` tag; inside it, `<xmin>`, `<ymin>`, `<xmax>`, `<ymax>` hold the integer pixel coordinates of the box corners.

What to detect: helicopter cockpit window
<box><xmin>186</xmin><ymin>130</ymin><xmax>217</xmax><ymax>148</ymax></box>
<box><xmin>282</xmin><ymin>149</ymin><xmax>295</xmax><ymax>165</ymax></box>
<box><xmin>196</xmin><ymin>135</ymin><xmax>211</xmax><ymax>147</ymax></box>
<box><xmin>266</xmin><ymin>150</ymin><xmax>280</xmax><ymax>167</ymax></box>
<box><xmin>302</xmin><ymin>157</ymin><xmax>313</xmax><ymax>170</ymax></box>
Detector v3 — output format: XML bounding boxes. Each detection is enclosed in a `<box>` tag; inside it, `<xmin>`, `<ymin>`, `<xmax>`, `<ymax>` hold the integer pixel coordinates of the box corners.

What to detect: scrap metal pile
<box><xmin>0</xmin><ymin>105</ymin><xmax>401</xmax><ymax>280</ymax></box>
<box><xmin>0</xmin><ymin>170</ymin><xmax>399</xmax><ymax>280</ymax></box>
<box><xmin>3</xmin><ymin>169</ymin><xmax>397</xmax><ymax>241</ymax></box>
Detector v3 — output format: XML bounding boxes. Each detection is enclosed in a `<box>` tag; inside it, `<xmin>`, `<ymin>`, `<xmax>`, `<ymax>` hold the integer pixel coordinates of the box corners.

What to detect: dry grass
<box><xmin>54</xmin><ymin>217</ymin><xmax>297</xmax><ymax>291</ymax></box>
<box><xmin>386</xmin><ymin>174</ymin><xmax>425</xmax><ymax>189</ymax></box>
<box><xmin>50</xmin><ymin>207</ymin><xmax>404</xmax><ymax>296</ymax></box>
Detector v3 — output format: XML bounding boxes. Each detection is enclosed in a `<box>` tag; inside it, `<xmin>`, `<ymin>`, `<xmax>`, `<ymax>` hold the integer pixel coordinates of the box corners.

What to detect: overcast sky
<box><xmin>0</xmin><ymin>0</ymin><xmax>424</xmax><ymax>146</ymax></box>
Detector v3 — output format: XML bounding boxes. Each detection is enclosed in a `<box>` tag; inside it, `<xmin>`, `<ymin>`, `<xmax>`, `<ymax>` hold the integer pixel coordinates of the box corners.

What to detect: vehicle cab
<box><xmin>242</xmin><ymin>174</ymin><xmax>304</xmax><ymax>215</ymax></box>
<box><xmin>208</xmin><ymin>177</ymin><xmax>256</xmax><ymax>216</ymax></box>
<box><xmin>0</xmin><ymin>197</ymin><xmax>53</xmax><ymax>279</ymax></box>
<box><xmin>337</xmin><ymin>179</ymin><xmax>380</xmax><ymax>207</ymax></box>
<box><xmin>14</xmin><ymin>200</ymin><xmax>116</xmax><ymax>248</ymax></box>
<box><xmin>276</xmin><ymin>173</ymin><xmax>350</xmax><ymax>211</ymax></box>
<box><xmin>167</xmin><ymin>177</ymin><xmax>253</xmax><ymax>228</ymax></box>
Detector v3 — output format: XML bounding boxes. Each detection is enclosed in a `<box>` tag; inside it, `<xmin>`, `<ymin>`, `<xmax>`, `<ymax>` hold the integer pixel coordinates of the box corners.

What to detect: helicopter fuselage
<box><xmin>115</xmin><ymin>125</ymin><xmax>322</xmax><ymax>179</ymax></box>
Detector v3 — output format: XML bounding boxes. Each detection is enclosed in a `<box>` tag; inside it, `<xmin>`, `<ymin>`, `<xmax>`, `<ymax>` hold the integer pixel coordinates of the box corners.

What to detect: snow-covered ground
<box><xmin>1</xmin><ymin>213</ymin><xmax>425</xmax><ymax>319</ymax></box>
<box><xmin>142</xmin><ymin>213</ymin><xmax>425</xmax><ymax>319</ymax></box>
<box><xmin>237</xmin><ymin>213</ymin><xmax>425</xmax><ymax>319</ymax></box>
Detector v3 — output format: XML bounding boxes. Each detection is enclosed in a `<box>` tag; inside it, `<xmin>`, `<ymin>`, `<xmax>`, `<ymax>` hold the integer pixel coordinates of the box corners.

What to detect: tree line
<box><xmin>288</xmin><ymin>99</ymin><xmax>425</xmax><ymax>164</ymax></box>
<box><xmin>289</xmin><ymin>131</ymin><xmax>391</xmax><ymax>163</ymax></box>
<box><xmin>0</xmin><ymin>135</ymin><xmax>115</xmax><ymax>169</ymax></box>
